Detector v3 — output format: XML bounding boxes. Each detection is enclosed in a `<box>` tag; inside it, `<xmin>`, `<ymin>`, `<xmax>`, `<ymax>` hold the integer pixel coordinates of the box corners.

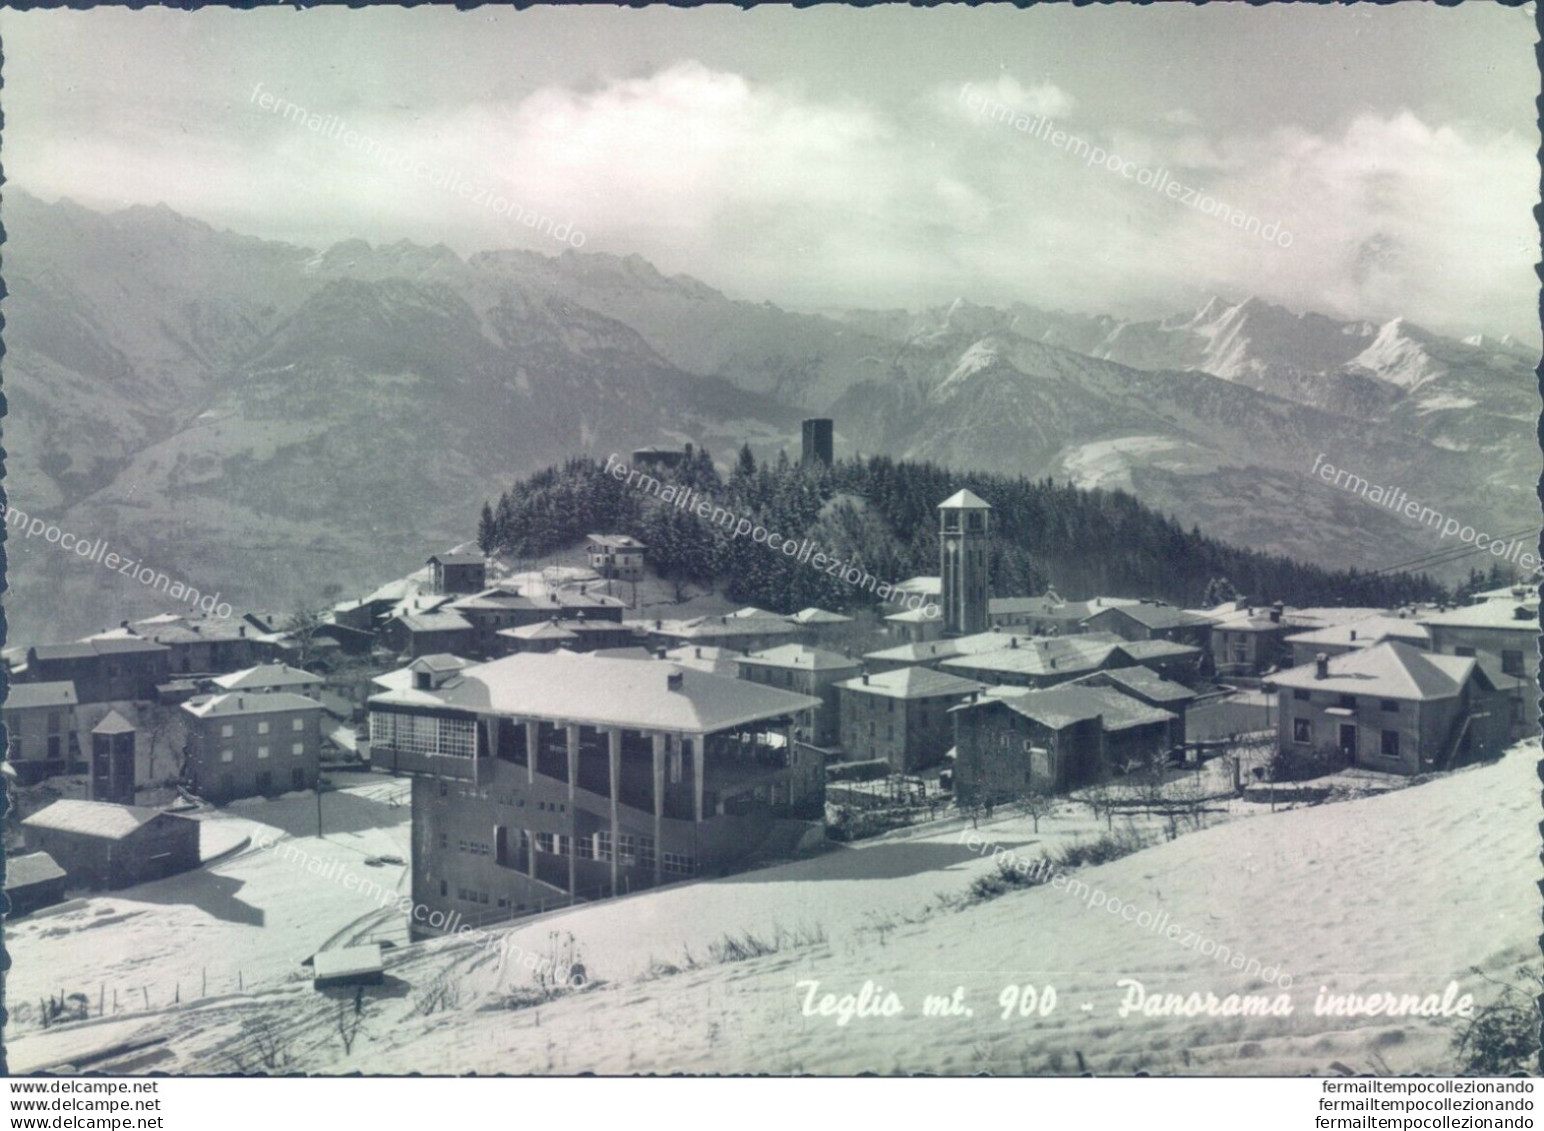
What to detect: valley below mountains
<box><xmin>4</xmin><ymin>189</ymin><xmax>1535</xmax><ymax>643</ymax></box>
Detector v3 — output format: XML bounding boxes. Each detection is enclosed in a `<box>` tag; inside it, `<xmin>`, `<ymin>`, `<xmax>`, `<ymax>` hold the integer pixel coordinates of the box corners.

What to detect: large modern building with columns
<box><xmin>368</xmin><ymin>652</ymin><xmax>823</xmax><ymax>935</ymax></box>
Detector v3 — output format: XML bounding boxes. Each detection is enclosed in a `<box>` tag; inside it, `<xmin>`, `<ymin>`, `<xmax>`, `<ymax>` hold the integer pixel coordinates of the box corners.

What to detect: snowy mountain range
<box><xmin>3</xmin><ymin>190</ymin><xmax>1535</xmax><ymax>641</ymax></box>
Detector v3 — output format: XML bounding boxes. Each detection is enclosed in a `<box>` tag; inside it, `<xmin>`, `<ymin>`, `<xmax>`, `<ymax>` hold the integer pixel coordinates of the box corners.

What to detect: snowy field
<box><xmin>5</xmin><ymin>773</ymin><xmax>411</xmax><ymax>1055</ymax></box>
<box><xmin>6</xmin><ymin>745</ymin><xmax>1536</xmax><ymax>1076</ymax></box>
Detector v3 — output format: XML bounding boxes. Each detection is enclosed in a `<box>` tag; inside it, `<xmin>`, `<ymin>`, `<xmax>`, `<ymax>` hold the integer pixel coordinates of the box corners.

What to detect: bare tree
<box><xmin>138</xmin><ymin>704</ymin><xmax>184</xmax><ymax>787</ymax></box>
<box><xmin>283</xmin><ymin>602</ymin><xmax>329</xmax><ymax>670</ymax></box>
<box><xmin>1014</xmin><ymin>783</ymin><xmax>1055</xmax><ymax>833</ymax></box>
<box><xmin>1083</xmin><ymin>779</ymin><xmax>1117</xmax><ymax>831</ymax></box>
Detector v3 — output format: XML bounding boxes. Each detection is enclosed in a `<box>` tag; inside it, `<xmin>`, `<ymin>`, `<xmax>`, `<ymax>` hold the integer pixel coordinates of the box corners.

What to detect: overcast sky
<box><xmin>2</xmin><ymin>5</ymin><xmax>1536</xmax><ymax>338</ymax></box>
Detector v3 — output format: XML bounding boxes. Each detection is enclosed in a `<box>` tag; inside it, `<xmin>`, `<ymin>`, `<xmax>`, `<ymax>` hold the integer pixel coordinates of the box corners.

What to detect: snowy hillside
<box><xmin>10</xmin><ymin>743</ymin><xmax>1536</xmax><ymax>1076</ymax></box>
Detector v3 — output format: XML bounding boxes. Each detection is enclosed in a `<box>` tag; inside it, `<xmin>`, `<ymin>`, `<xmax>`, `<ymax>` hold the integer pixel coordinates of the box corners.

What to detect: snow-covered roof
<box><xmin>314</xmin><ymin>944</ymin><xmax>384</xmax><ymax>982</ymax></box>
<box><xmin>370</xmin><ymin>652</ymin><xmax>821</xmax><ymax>736</ymax></box>
<box><xmin>1270</xmin><ymin>641</ymin><xmax>1475</xmax><ymax>701</ymax></box>
<box><xmin>836</xmin><ymin>667</ymin><xmax>985</xmax><ymax>700</ymax></box>
<box><xmin>663</xmin><ymin>645</ymin><xmax>746</xmax><ymax>676</ymax></box>
<box><xmin>394</xmin><ymin>610</ymin><xmax>474</xmax><ymax>634</ymax></box>
<box><xmin>1284</xmin><ymin>617</ymin><xmax>1431</xmax><ymax>649</ymax></box>
<box><xmin>5</xmin><ymin>851</ymin><xmax>66</xmax><ymax>889</ymax></box>
<box><xmin>92</xmin><ymin>710</ymin><xmax>137</xmax><ymax>735</ymax></box>
<box><xmin>183</xmin><ymin>692</ymin><xmax>324</xmax><ymax>718</ymax></box>
<box><xmin>787</xmin><ymin>607</ymin><xmax>853</xmax><ymax>626</ymax></box>
<box><xmin>4</xmin><ymin>681</ymin><xmax>79</xmax><ymax>711</ymax></box>
<box><xmin>1081</xmin><ymin>665</ymin><xmax>1197</xmax><ymax>703</ymax></box>
<box><xmin>739</xmin><ymin>644</ymin><xmax>862</xmax><ymax>673</ymax></box>
<box><xmin>1083</xmin><ymin>602</ymin><xmax>1209</xmax><ymax>631</ymax></box>
<box><xmin>937</xmin><ymin>489</ymin><xmax>992</xmax><ymax>510</ymax></box>
<box><xmin>885</xmin><ymin>607</ymin><xmax>942</xmax><ymax>623</ymax></box>
<box><xmin>23</xmin><ymin>799</ymin><xmax>186</xmax><ymax>841</ymax></box>
<box><xmin>586</xmin><ymin>533</ymin><xmax>646</xmax><ymax>550</ymax></box>
<box><xmin>1418</xmin><ymin>602</ymin><xmax>1539</xmax><ymax>631</ymax></box>
<box><xmin>958</xmin><ymin>684</ymin><xmax>1175</xmax><ymax>733</ymax></box>
<box><xmin>212</xmin><ymin>663</ymin><xmax>320</xmax><ymax>692</ymax></box>
<box><xmin>941</xmin><ymin>637</ymin><xmax>1123</xmax><ymax>679</ymax></box>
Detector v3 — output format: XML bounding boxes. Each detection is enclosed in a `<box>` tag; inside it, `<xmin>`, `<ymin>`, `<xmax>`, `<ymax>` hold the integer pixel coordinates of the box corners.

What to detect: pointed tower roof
<box><xmin>91</xmin><ymin>710</ymin><xmax>136</xmax><ymax>736</ymax></box>
<box><xmin>937</xmin><ymin>489</ymin><xmax>992</xmax><ymax>510</ymax></box>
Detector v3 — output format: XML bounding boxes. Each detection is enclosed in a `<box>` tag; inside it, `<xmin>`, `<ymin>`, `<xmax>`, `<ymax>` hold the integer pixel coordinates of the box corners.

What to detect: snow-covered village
<box><xmin>0</xmin><ymin>1</ymin><xmax>1538</xmax><ymax>1095</ymax></box>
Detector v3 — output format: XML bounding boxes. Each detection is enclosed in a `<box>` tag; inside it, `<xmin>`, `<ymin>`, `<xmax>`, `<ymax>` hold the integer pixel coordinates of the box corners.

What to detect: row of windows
<box><xmin>661</xmin><ymin>852</ymin><xmax>695</xmax><ymax>875</ymax></box>
<box><xmin>1291</xmin><ymin>718</ymin><xmax>1401</xmax><ymax>757</ymax></box>
<box><xmin>369</xmin><ymin>711</ymin><xmax>476</xmax><ymax>759</ymax></box>
<box><xmin>216</xmin><ymin>768</ymin><xmax>309</xmax><ymax>792</ymax></box>
<box><xmin>437</xmin><ymin>880</ymin><xmax>544</xmax><ymax>912</ymax></box>
<box><xmin>521</xmin><ymin>830</ymin><xmax>662</xmax><ymax>869</ymax></box>
<box><xmin>435</xmin><ymin>781</ymin><xmax>570</xmax><ymax>812</ymax></box>
<box><xmin>218</xmin><ymin>742</ymin><xmax>307</xmax><ymax>762</ymax></box>
<box><xmin>7</xmin><ymin>736</ymin><xmax>69</xmax><ymax>761</ymax></box>
<box><xmin>4</xmin><ymin>711</ymin><xmax>70</xmax><ymax>735</ymax></box>
<box><xmin>219</xmin><ymin>717</ymin><xmax>308</xmax><ymax>738</ymax></box>
<box><xmin>1291</xmin><ymin>690</ymin><xmax>1402</xmax><ymax>713</ymax></box>
<box><xmin>850</xmin><ymin>697</ymin><xmax>899</xmax><ymax>714</ymax></box>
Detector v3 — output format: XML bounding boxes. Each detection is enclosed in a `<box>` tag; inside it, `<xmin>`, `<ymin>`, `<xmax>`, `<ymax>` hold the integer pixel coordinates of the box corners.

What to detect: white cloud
<box><xmin>938</xmin><ymin>75</ymin><xmax>1077</xmax><ymax>124</ymax></box>
<box><xmin>9</xmin><ymin>62</ymin><xmax>1535</xmax><ymax>340</ymax></box>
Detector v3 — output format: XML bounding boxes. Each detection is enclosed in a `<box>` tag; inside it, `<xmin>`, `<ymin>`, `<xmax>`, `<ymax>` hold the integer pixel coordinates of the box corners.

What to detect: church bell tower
<box><xmin>938</xmin><ymin>489</ymin><xmax>992</xmax><ymax>636</ymax></box>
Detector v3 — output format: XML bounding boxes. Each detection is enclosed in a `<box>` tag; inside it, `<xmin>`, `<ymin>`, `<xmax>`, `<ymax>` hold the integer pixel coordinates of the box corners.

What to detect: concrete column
<box><xmin>607</xmin><ymin>727</ymin><xmax>622</xmax><ymax>896</ymax></box>
<box><xmin>524</xmin><ymin>720</ymin><xmax>538</xmax><ymax>784</ymax></box>
<box><xmin>651</xmin><ymin>733</ymin><xmax>666</xmax><ymax>887</ymax></box>
<box><xmin>526</xmin><ymin>829</ymin><xmax>536</xmax><ymax>880</ymax></box>
<box><xmin>566</xmin><ymin>724</ymin><xmax>580</xmax><ymax>897</ymax></box>
<box><xmin>785</xmin><ymin>720</ymin><xmax>797</xmax><ymax>809</ymax></box>
<box><xmin>691</xmin><ymin>736</ymin><xmax>704</xmax><ymax>823</ymax></box>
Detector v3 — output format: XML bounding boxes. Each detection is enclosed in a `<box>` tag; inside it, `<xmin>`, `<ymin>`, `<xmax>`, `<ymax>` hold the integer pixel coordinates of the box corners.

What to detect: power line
<box><xmin>1371</xmin><ymin>528</ymin><xmax>1538</xmax><ymax>575</ymax></box>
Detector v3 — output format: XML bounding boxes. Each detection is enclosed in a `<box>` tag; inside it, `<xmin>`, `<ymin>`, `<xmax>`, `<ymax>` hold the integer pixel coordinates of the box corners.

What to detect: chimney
<box><xmin>655</xmin><ymin>646</ymin><xmax>668</xmax><ymax>660</ymax></box>
<box><xmin>1269</xmin><ymin>607</ymin><xmax>1281</xmax><ymax>624</ymax></box>
<box><xmin>120</xmin><ymin>620</ymin><xmax>129</xmax><ymax>629</ymax></box>
<box><xmin>695</xmin><ymin>647</ymin><xmax>702</xmax><ymax>659</ymax></box>
<box><xmin>1315</xmin><ymin>653</ymin><xmax>1329</xmax><ymax>680</ymax></box>
<box><xmin>654</xmin><ymin>620</ymin><xmax>663</xmax><ymax>631</ymax></box>
<box><xmin>580</xmin><ymin>584</ymin><xmax>587</xmax><ymax>595</ymax></box>
<box><xmin>239</xmin><ymin>625</ymin><xmax>246</xmax><ymax>637</ymax></box>
<box><xmin>1349</xmin><ymin>629</ymin><xmax>1357</xmax><ymax>641</ymax></box>
<box><xmin>1009</xmin><ymin>637</ymin><xmax>1018</xmax><ymax>649</ymax></box>
<box><xmin>238</xmin><ymin>697</ymin><xmax>245</xmax><ymax>709</ymax></box>
<box><xmin>1516</xmin><ymin>605</ymin><xmax>1533</xmax><ymax>621</ymax></box>
<box><xmin>667</xmin><ymin>671</ymin><xmax>684</xmax><ymax>691</ymax></box>
<box><xmin>862</xmin><ymin>673</ymin><xmax>870</xmax><ymax>685</ymax></box>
